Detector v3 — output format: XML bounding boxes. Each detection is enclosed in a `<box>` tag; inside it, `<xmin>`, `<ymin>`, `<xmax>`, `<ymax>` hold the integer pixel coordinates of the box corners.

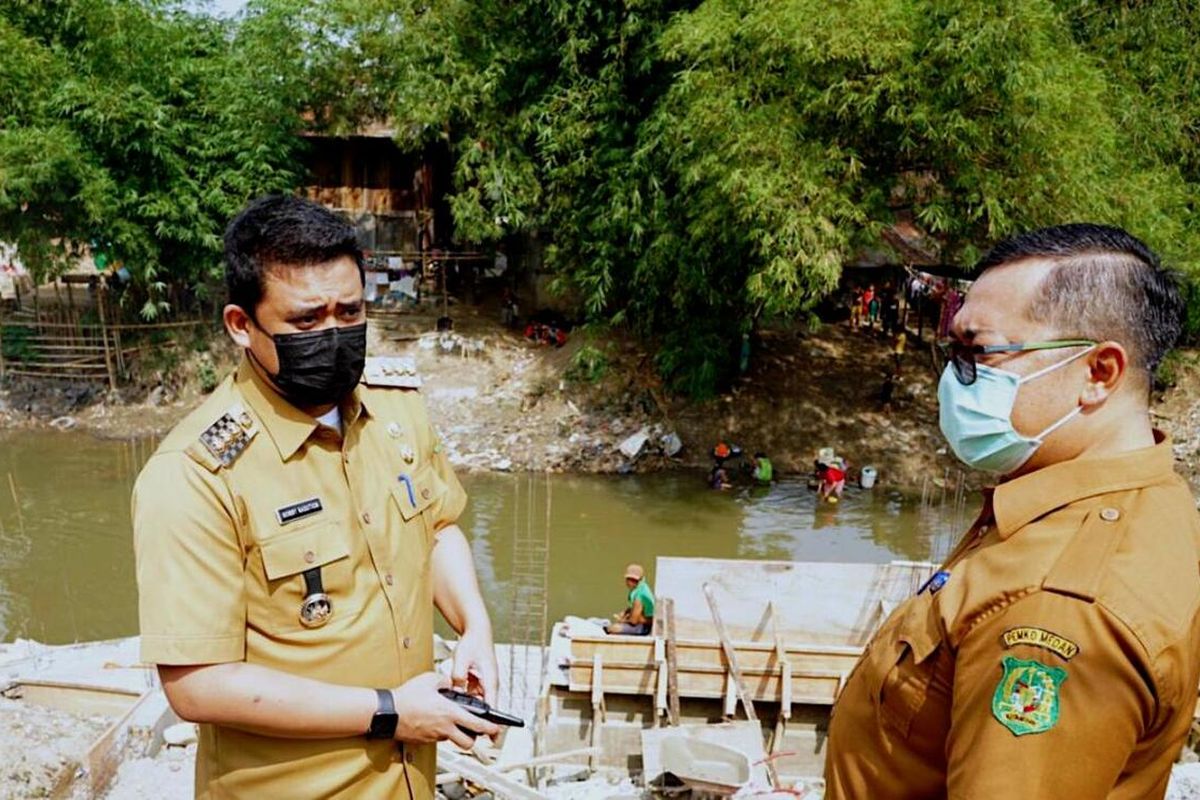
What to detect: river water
<box><xmin>0</xmin><ymin>429</ymin><xmax>970</xmax><ymax>645</ymax></box>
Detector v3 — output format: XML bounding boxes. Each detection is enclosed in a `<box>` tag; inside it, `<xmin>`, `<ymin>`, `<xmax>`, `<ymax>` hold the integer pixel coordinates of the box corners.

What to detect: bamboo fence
<box><xmin>0</xmin><ymin>278</ymin><xmax>210</xmax><ymax>389</ymax></box>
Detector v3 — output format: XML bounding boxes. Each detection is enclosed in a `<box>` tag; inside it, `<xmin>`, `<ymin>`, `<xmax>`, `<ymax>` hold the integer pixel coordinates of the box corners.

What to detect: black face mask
<box><xmin>249</xmin><ymin>321</ymin><xmax>367</xmax><ymax>408</ymax></box>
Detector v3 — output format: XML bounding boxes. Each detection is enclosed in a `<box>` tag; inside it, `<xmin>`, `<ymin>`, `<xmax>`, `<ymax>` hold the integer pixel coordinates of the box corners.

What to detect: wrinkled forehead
<box><xmin>952</xmin><ymin>257</ymin><xmax>1060</xmax><ymax>341</ymax></box>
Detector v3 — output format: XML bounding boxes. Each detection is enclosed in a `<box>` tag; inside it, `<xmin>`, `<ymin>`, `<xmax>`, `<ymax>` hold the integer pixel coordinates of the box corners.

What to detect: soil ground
<box><xmin>0</xmin><ymin>696</ymin><xmax>110</xmax><ymax>799</ymax></box>
<box><xmin>5</xmin><ymin>303</ymin><xmax>1200</xmax><ymax>492</ymax></box>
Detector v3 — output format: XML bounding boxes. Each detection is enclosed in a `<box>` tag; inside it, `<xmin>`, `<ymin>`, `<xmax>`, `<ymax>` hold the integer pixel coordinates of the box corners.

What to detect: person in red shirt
<box><xmin>818</xmin><ymin>457</ymin><xmax>847</xmax><ymax>503</ymax></box>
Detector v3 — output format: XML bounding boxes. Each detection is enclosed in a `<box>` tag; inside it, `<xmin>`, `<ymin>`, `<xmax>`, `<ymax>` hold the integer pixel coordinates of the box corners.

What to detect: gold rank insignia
<box><xmin>361</xmin><ymin>356</ymin><xmax>422</xmax><ymax>389</ymax></box>
<box><xmin>199</xmin><ymin>403</ymin><xmax>259</xmax><ymax>467</ymax></box>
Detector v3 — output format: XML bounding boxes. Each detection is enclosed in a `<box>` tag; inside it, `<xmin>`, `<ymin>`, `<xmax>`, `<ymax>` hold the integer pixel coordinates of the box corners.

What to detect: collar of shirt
<box><xmin>234</xmin><ymin>356</ymin><xmax>371</xmax><ymax>461</ymax></box>
<box><xmin>991</xmin><ymin>429</ymin><xmax>1175</xmax><ymax>539</ymax></box>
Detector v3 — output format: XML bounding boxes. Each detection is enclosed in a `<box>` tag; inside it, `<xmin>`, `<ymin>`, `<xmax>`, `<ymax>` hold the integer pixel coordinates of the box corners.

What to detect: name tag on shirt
<box><xmin>276</xmin><ymin>498</ymin><xmax>323</xmax><ymax>525</ymax></box>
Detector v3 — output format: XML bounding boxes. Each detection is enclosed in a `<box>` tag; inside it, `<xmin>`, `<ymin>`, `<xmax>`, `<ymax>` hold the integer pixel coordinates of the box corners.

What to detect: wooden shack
<box><xmin>300</xmin><ymin>123</ymin><xmax>453</xmax><ymax>253</ymax></box>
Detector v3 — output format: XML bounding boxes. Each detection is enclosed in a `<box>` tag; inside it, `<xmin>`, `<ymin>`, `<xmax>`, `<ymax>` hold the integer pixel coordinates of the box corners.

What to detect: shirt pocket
<box><xmin>390</xmin><ymin>462</ymin><xmax>448</xmax><ymax>548</ymax></box>
<box><xmin>872</xmin><ymin>593</ymin><xmax>944</xmax><ymax>737</ymax></box>
<box><xmin>259</xmin><ymin>522</ymin><xmax>354</xmax><ymax>634</ymax></box>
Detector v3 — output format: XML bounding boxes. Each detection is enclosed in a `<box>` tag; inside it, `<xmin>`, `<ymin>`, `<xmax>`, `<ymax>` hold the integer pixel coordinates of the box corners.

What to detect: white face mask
<box><xmin>937</xmin><ymin>345</ymin><xmax>1095</xmax><ymax>474</ymax></box>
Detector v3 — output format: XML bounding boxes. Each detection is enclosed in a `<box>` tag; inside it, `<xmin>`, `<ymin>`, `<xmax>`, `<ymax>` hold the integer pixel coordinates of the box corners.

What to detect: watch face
<box><xmin>368</xmin><ymin>712</ymin><xmax>398</xmax><ymax>739</ymax></box>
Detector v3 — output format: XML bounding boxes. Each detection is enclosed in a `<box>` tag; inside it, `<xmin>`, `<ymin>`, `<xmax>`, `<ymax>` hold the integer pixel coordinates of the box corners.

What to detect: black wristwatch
<box><xmin>366</xmin><ymin>688</ymin><xmax>399</xmax><ymax>740</ymax></box>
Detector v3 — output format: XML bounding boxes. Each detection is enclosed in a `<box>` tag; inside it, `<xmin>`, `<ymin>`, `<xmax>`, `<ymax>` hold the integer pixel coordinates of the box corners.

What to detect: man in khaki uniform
<box><xmin>826</xmin><ymin>224</ymin><xmax>1200</xmax><ymax>798</ymax></box>
<box><xmin>133</xmin><ymin>196</ymin><xmax>499</xmax><ymax>799</ymax></box>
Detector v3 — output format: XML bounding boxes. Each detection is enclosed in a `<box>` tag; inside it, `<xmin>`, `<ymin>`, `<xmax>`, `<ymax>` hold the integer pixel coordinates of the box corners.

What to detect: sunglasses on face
<box><xmin>938</xmin><ymin>339</ymin><xmax>1096</xmax><ymax>386</ymax></box>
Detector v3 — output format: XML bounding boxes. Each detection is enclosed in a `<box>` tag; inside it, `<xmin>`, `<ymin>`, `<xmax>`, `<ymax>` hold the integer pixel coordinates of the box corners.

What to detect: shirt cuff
<box><xmin>140</xmin><ymin>633</ymin><xmax>245</xmax><ymax>665</ymax></box>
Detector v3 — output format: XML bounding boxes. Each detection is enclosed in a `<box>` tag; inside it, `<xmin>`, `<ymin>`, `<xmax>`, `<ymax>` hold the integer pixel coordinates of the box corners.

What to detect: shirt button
<box><xmin>385</xmin><ymin>573</ymin><xmax>394</xmax><ymax>586</ymax></box>
<box><xmin>1100</xmin><ymin>507</ymin><xmax>1121</xmax><ymax>522</ymax></box>
<box><xmin>421</xmin><ymin>488</ymin><xmax>432</xmax><ymax>500</ymax></box>
<box><xmin>303</xmin><ymin>550</ymin><xmax>316</xmax><ymax>564</ymax></box>
<box><xmin>361</xmin><ymin>511</ymin><xmax>372</xmax><ymax>525</ymax></box>
<box><xmin>403</xmin><ymin>636</ymin><xmax>412</xmax><ymax>649</ymax></box>
<box><xmin>405</xmin><ymin>749</ymin><xmax>415</xmax><ymax>764</ymax></box>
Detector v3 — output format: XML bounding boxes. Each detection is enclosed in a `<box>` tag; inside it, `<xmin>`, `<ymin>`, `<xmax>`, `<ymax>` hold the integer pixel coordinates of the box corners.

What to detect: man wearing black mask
<box><xmin>132</xmin><ymin>196</ymin><xmax>498</xmax><ymax>799</ymax></box>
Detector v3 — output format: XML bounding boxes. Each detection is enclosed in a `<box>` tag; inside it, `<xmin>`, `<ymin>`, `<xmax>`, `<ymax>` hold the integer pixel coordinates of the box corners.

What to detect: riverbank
<box><xmin>4</xmin><ymin>306</ymin><xmax>1200</xmax><ymax>492</ymax></box>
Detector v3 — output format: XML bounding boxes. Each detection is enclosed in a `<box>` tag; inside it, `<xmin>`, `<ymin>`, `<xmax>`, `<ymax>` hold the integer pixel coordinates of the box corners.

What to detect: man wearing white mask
<box><xmin>824</xmin><ymin>224</ymin><xmax>1200</xmax><ymax>799</ymax></box>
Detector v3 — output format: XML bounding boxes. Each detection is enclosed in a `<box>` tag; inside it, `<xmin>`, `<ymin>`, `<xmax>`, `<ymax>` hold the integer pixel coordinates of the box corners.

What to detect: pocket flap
<box><xmin>391</xmin><ymin>463</ymin><xmax>446</xmax><ymax>521</ymax></box>
<box><xmin>260</xmin><ymin>524</ymin><xmax>350</xmax><ymax>581</ymax></box>
<box><xmin>897</xmin><ymin>593</ymin><xmax>942</xmax><ymax>664</ymax></box>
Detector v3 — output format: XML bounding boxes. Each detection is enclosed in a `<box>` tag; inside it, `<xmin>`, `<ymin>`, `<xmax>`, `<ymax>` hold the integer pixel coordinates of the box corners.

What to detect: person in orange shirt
<box><xmin>825</xmin><ymin>223</ymin><xmax>1200</xmax><ymax>799</ymax></box>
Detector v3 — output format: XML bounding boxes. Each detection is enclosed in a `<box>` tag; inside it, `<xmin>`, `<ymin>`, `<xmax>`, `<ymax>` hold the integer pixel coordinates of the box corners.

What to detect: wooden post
<box><xmin>589</xmin><ymin>654</ymin><xmax>605</xmax><ymax>774</ymax></box>
<box><xmin>653</xmin><ymin>635</ymin><xmax>666</xmax><ymax>727</ymax></box>
<box><xmin>663</xmin><ymin>597</ymin><xmax>681</xmax><ymax>726</ymax></box>
<box><xmin>766</xmin><ymin>602</ymin><xmax>788</xmax><ymax>789</ymax></box>
<box><xmin>702</xmin><ymin>583</ymin><xmax>757</xmax><ymax>722</ymax></box>
<box><xmin>66</xmin><ymin>280</ymin><xmax>77</xmax><ymax>347</ymax></box>
<box><xmin>96</xmin><ymin>279</ymin><xmax>117</xmax><ymax>391</ymax></box>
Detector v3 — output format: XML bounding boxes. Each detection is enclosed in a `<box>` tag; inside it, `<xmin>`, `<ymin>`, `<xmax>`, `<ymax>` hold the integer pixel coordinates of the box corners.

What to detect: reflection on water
<box><xmin>0</xmin><ymin>430</ymin><xmax>972</xmax><ymax>645</ymax></box>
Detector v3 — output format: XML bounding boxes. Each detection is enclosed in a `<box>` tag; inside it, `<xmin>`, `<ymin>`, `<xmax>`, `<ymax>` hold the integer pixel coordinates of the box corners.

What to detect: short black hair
<box><xmin>977</xmin><ymin>223</ymin><xmax>1183</xmax><ymax>377</ymax></box>
<box><xmin>224</xmin><ymin>195</ymin><xmax>364</xmax><ymax>315</ymax></box>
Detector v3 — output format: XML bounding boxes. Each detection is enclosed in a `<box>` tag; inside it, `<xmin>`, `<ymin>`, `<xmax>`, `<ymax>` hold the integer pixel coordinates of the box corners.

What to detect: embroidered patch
<box><xmin>1001</xmin><ymin>627</ymin><xmax>1079</xmax><ymax>660</ymax></box>
<box><xmin>276</xmin><ymin>498</ymin><xmax>323</xmax><ymax>525</ymax></box>
<box><xmin>991</xmin><ymin>656</ymin><xmax>1067</xmax><ymax>736</ymax></box>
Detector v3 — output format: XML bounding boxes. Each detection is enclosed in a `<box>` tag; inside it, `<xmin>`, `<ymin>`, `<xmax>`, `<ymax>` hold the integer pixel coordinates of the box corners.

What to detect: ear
<box><xmin>223</xmin><ymin>304</ymin><xmax>253</xmax><ymax>349</ymax></box>
<box><xmin>1080</xmin><ymin>342</ymin><xmax>1127</xmax><ymax>407</ymax></box>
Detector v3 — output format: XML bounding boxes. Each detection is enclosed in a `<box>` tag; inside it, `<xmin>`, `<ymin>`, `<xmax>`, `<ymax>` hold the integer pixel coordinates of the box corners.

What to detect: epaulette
<box><xmin>362</xmin><ymin>356</ymin><xmax>422</xmax><ymax>389</ymax></box>
<box><xmin>194</xmin><ymin>402</ymin><xmax>259</xmax><ymax>469</ymax></box>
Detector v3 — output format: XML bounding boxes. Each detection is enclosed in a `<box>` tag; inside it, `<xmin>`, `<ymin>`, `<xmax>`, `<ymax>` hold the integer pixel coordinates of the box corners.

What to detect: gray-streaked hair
<box><xmin>977</xmin><ymin>223</ymin><xmax>1183</xmax><ymax>376</ymax></box>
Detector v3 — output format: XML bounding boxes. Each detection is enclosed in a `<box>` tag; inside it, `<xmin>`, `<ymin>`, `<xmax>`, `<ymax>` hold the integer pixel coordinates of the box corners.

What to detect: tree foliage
<box><xmin>4</xmin><ymin>1</ymin><xmax>1199</xmax><ymax>390</ymax></box>
<box><xmin>342</xmin><ymin>0</ymin><xmax>1200</xmax><ymax>394</ymax></box>
<box><xmin>0</xmin><ymin>0</ymin><xmax>308</xmax><ymax>317</ymax></box>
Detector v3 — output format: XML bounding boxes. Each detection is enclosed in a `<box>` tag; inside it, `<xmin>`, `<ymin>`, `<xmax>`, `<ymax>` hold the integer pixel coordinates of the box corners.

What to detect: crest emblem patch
<box><xmin>991</xmin><ymin>656</ymin><xmax>1067</xmax><ymax>736</ymax></box>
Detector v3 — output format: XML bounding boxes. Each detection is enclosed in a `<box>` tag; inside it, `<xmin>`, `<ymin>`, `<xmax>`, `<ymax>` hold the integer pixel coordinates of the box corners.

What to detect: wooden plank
<box><xmin>703</xmin><ymin>582</ymin><xmax>757</xmax><ymax>722</ymax></box>
<box><xmin>496</xmin><ymin>746</ymin><xmax>600</xmax><ymax>772</ymax></box>
<box><xmin>437</xmin><ymin>749</ymin><xmax>551</xmax><ymax>800</ymax></box>
<box><xmin>569</xmin><ymin>636</ymin><xmax>861</xmax><ymax>674</ymax></box>
<box><xmin>590</xmin><ymin>654</ymin><xmax>604</xmax><ymax>773</ymax></box>
<box><xmin>656</xmin><ymin>557</ymin><xmax>934</xmax><ymax>644</ymax></box>
<box><xmin>6</xmin><ymin>681</ymin><xmax>141</xmax><ymax>718</ymax></box>
<box><xmin>664</xmin><ymin>597</ymin><xmax>680</xmax><ymax>726</ymax></box>
<box><xmin>95</xmin><ymin>281</ymin><xmax>117</xmax><ymax>390</ymax></box>
<box><xmin>567</xmin><ymin>663</ymin><xmax>844</xmax><ymax>704</ymax></box>
<box><xmin>653</xmin><ymin>636</ymin><xmax>666</xmax><ymax>725</ymax></box>
<box><xmin>84</xmin><ymin>690</ymin><xmax>156</xmax><ymax>796</ymax></box>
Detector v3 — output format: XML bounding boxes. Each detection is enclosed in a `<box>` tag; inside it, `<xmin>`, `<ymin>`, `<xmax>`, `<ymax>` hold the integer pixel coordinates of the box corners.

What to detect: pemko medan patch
<box><xmin>1000</xmin><ymin>627</ymin><xmax>1080</xmax><ymax>661</ymax></box>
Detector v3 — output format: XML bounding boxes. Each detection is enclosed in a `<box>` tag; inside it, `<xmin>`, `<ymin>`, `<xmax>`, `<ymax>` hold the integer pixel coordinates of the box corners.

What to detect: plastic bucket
<box><xmin>860</xmin><ymin>466</ymin><xmax>878</xmax><ymax>489</ymax></box>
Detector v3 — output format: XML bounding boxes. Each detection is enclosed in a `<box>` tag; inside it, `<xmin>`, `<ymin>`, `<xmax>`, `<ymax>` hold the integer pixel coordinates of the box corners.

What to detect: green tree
<box><xmin>342</xmin><ymin>0</ymin><xmax>1199</xmax><ymax>394</ymax></box>
<box><xmin>0</xmin><ymin>0</ymin><xmax>307</xmax><ymax>317</ymax></box>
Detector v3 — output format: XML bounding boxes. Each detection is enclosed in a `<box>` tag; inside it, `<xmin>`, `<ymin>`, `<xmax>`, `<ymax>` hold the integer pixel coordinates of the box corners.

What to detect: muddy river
<box><xmin>0</xmin><ymin>429</ymin><xmax>971</xmax><ymax>645</ymax></box>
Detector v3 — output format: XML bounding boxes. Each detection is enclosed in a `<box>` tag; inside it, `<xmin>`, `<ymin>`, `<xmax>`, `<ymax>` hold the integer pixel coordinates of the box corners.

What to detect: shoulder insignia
<box><xmin>362</xmin><ymin>357</ymin><xmax>422</xmax><ymax>389</ymax></box>
<box><xmin>991</xmin><ymin>656</ymin><xmax>1067</xmax><ymax>736</ymax></box>
<box><xmin>1001</xmin><ymin>627</ymin><xmax>1079</xmax><ymax>661</ymax></box>
<box><xmin>198</xmin><ymin>403</ymin><xmax>259</xmax><ymax>467</ymax></box>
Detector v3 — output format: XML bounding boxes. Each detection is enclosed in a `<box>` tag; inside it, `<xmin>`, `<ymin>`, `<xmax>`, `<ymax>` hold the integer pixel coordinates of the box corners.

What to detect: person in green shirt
<box><xmin>750</xmin><ymin>452</ymin><xmax>774</xmax><ymax>484</ymax></box>
<box><xmin>605</xmin><ymin>563</ymin><xmax>655</xmax><ymax>636</ymax></box>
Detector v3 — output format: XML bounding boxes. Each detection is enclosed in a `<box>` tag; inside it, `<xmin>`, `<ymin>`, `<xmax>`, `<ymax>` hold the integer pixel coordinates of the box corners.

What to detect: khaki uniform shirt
<box><xmin>133</xmin><ymin>357</ymin><xmax>466</xmax><ymax>799</ymax></box>
<box><xmin>826</xmin><ymin>433</ymin><xmax>1200</xmax><ymax>799</ymax></box>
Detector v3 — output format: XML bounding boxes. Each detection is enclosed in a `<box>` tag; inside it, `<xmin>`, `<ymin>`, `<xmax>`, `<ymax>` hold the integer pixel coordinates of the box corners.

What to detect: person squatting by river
<box><xmin>824</xmin><ymin>224</ymin><xmax>1200</xmax><ymax>799</ymax></box>
<box><xmin>604</xmin><ymin>563</ymin><xmax>656</xmax><ymax>636</ymax></box>
<box><xmin>132</xmin><ymin>195</ymin><xmax>500</xmax><ymax>799</ymax></box>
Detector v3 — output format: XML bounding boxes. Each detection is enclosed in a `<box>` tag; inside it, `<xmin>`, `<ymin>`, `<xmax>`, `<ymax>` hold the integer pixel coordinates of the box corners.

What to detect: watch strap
<box><xmin>366</xmin><ymin>688</ymin><xmax>399</xmax><ymax>739</ymax></box>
